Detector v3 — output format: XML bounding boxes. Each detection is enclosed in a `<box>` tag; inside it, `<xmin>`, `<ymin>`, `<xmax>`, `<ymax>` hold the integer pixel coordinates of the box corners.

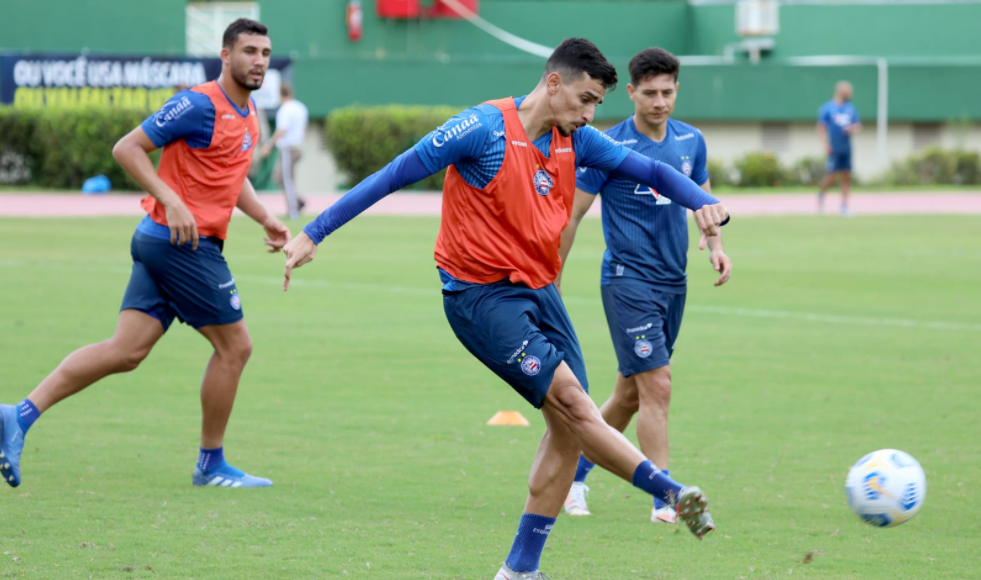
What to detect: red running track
<box><xmin>2</xmin><ymin>191</ymin><xmax>980</xmax><ymax>218</ymax></box>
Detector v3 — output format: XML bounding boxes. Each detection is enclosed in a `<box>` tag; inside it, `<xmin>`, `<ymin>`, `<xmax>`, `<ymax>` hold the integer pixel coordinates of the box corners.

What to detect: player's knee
<box><xmin>611</xmin><ymin>385</ymin><xmax>640</xmax><ymax>415</ymax></box>
<box><xmin>552</xmin><ymin>384</ymin><xmax>599</xmax><ymax>426</ymax></box>
<box><xmin>636</xmin><ymin>369</ymin><xmax>672</xmax><ymax>408</ymax></box>
<box><xmin>115</xmin><ymin>343</ymin><xmax>152</xmax><ymax>372</ymax></box>
<box><xmin>224</xmin><ymin>337</ymin><xmax>253</xmax><ymax>367</ymax></box>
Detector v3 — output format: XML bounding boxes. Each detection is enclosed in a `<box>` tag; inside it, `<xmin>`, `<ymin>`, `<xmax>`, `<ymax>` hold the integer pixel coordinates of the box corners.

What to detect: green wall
<box><xmin>689</xmin><ymin>3</ymin><xmax>981</xmax><ymax>59</ymax></box>
<box><xmin>263</xmin><ymin>0</ymin><xmax>688</xmax><ymax>60</ymax></box>
<box><xmin>0</xmin><ymin>0</ymin><xmax>186</xmax><ymax>55</ymax></box>
<box><xmin>3</xmin><ymin>0</ymin><xmax>981</xmax><ymax>122</ymax></box>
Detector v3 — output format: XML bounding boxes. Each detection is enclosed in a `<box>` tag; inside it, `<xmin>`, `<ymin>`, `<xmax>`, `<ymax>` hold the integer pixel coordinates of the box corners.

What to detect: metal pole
<box><xmin>877</xmin><ymin>58</ymin><xmax>889</xmax><ymax>169</ymax></box>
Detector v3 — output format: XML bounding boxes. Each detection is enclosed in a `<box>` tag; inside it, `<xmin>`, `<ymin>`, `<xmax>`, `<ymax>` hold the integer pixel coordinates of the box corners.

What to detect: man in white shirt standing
<box><xmin>262</xmin><ymin>83</ymin><xmax>309</xmax><ymax>219</ymax></box>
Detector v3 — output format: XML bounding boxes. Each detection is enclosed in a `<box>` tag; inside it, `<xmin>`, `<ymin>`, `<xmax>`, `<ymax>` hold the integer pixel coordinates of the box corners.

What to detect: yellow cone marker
<box><xmin>486</xmin><ymin>410</ymin><xmax>530</xmax><ymax>426</ymax></box>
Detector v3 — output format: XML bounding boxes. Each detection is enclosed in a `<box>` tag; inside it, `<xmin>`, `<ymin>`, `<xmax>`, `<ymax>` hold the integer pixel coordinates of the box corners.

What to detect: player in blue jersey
<box><xmin>817</xmin><ymin>81</ymin><xmax>861</xmax><ymax>216</ymax></box>
<box><xmin>283</xmin><ymin>39</ymin><xmax>727</xmax><ymax>579</ymax></box>
<box><xmin>557</xmin><ymin>48</ymin><xmax>733</xmax><ymax>524</ymax></box>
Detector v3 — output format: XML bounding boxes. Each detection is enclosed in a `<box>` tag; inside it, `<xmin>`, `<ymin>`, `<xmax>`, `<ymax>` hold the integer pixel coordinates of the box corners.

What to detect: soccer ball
<box><xmin>845</xmin><ymin>449</ymin><xmax>926</xmax><ymax>528</ymax></box>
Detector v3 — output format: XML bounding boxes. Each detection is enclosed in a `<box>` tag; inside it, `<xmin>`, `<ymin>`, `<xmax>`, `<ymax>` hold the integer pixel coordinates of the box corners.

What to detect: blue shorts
<box><xmin>120</xmin><ymin>229</ymin><xmax>243</xmax><ymax>331</ymax></box>
<box><xmin>827</xmin><ymin>151</ymin><xmax>852</xmax><ymax>173</ymax></box>
<box><xmin>601</xmin><ymin>282</ymin><xmax>686</xmax><ymax>377</ymax></box>
<box><xmin>442</xmin><ymin>280</ymin><xmax>588</xmax><ymax>409</ymax></box>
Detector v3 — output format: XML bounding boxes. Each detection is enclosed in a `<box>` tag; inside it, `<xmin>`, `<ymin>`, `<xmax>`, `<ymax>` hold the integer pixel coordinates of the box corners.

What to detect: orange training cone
<box><xmin>486</xmin><ymin>410</ymin><xmax>530</xmax><ymax>426</ymax></box>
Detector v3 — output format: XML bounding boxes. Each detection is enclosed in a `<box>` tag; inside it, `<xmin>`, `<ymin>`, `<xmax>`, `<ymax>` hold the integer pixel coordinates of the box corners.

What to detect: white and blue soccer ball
<box><xmin>845</xmin><ymin>449</ymin><xmax>926</xmax><ymax>528</ymax></box>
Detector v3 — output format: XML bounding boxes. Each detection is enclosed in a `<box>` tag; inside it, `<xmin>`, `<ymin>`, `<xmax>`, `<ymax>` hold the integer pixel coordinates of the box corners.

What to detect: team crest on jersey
<box><xmin>520</xmin><ymin>355</ymin><xmax>542</xmax><ymax>376</ymax></box>
<box><xmin>230</xmin><ymin>293</ymin><xmax>241</xmax><ymax>310</ymax></box>
<box><xmin>633</xmin><ymin>184</ymin><xmax>672</xmax><ymax>205</ymax></box>
<box><xmin>634</xmin><ymin>339</ymin><xmax>653</xmax><ymax>358</ymax></box>
<box><xmin>681</xmin><ymin>161</ymin><xmax>692</xmax><ymax>176</ymax></box>
<box><xmin>533</xmin><ymin>169</ymin><xmax>554</xmax><ymax>196</ymax></box>
<box><xmin>241</xmin><ymin>130</ymin><xmax>252</xmax><ymax>152</ymax></box>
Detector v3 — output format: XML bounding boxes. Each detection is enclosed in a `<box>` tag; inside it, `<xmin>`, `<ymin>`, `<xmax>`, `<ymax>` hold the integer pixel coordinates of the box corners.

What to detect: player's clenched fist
<box><xmin>693</xmin><ymin>203</ymin><xmax>728</xmax><ymax>238</ymax></box>
<box><xmin>282</xmin><ymin>231</ymin><xmax>318</xmax><ymax>291</ymax></box>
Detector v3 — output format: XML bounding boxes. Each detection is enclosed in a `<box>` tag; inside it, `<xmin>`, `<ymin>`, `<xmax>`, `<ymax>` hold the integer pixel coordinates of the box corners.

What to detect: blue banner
<box><xmin>0</xmin><ymin>54</ymin><xmax>290</xmax><ymax>110</ymax></box>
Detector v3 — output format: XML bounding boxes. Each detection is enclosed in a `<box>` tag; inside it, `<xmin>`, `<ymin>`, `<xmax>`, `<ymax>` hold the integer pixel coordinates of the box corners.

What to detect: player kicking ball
<box><xmin>283</xmin><ymin>38</ymin><xmax>723</xmax><ymax>579</ymax></box>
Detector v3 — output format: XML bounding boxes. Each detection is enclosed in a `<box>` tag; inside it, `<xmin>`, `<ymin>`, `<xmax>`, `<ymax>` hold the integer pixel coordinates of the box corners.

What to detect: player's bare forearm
<box><xmin>236</xmin><ymin>178</ymin><xmax>272</xmax><ymax>224</ymax></box>
<box><xmin>238</xmin><ymin>178</ymin><xmax>291</xmax><ymax>252</ymax></box>
<box><xmin>112</xmin><ymin>127</ymin><xmax>181</xmax><ymax>207</ymax></box>
<box><xmin>706</xmin><ymin>229</ymin><xmax>724</xmax><ymax>252</ymax></box>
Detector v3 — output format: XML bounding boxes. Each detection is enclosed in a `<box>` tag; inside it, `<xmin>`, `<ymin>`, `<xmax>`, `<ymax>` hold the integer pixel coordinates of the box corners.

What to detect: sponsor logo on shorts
<box><xmin>230</xmin><ymin>293</ymin><xmax>241</xmax><ymax>310</ymax></box>
<box><xmin>533</xmin><ymin>169</ymin><xmax>554</xmax><ymax>196</ymax></box>
<box><xmin>634</xmin><ymin>339</ymin><xmax>653</xmax><ymax>358</ymax></box>
<box><xmin>626</xmin><ymin>322</ymin><xmax>653</xmax><ymax>334</ymax></box>
<box><xmin>507</xmin><ymin>340</ymin><xmax>530</xmax><ymax>364</ymax></box>
<box><xmin>520</xmin><ymin>355</ymin><xmax>542</xmax><ymax>376</ymax></box>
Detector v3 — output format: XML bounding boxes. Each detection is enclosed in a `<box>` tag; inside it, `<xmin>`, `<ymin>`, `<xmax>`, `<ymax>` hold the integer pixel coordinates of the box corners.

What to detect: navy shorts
<box><xmin>827</xmin><ymin>151</ymin><xmax>852</xmax><ymax>173</ymax></box>
<box><xmin>120</xmin><ymin>230</ymin><xmax>243</xmax><ymax>331</ymax></box>
<box><xmin>601</xmin><ymin>281</ymin><xmax>686</xmax><ymax>377</ymax></box>
<box><xmin>442</xmin><ymin>280</ymin><xmax>588</xmax><ymax>409</ymax></box>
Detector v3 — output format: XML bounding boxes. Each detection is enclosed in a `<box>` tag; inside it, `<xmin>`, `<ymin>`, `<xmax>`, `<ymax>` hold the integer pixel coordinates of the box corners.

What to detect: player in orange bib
<box><xmin>0</xmin><ymin>19</ymin><xmax>290</xmax><ymax>490</ymax></box>
<box><xmin>284</xmin><ymin>39</ymin><xmax>728</xmax><ymax>577</ymax></box>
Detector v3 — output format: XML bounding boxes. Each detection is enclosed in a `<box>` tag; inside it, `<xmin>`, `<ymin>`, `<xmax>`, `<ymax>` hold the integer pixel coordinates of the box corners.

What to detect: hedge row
<box><xmin>324</xmin><ymin>105</ymin><xmax>459</xmax><ymax>190</ymax></box>
<box><xmin>0</xmin><ymin>107</ymin><xmax>154</xmax><ymax>190</ymax></box>
<box><xmin>4</xmin><ymin>104</ymin><xmax>981</xmax><ymax>191</ymax></box>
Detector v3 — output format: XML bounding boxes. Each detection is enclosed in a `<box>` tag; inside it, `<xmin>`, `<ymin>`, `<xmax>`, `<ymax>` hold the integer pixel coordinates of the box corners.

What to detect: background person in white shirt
<box><xmin>262</xmin><ymin>83</ymin><xmax>309</xmax><ymax>219</ymax></box>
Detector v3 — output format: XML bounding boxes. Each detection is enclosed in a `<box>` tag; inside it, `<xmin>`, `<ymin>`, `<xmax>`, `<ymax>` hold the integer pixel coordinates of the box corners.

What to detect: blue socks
<box><xmin>652</xmin><ymin>469</ymin><xmax>670</xmax><ymax>509</ymax></box>
<box><xmin>16</xmin><ymin>399</ymin><xmax>40</xmax><ymax>435</ymax></box>
<box><xmin>505</xmin><ymin>513</ymin><xmax>556</xmax><ymax>573</ymax></box>
<box><xmin>198</xmin><ymin>447</ymin><xmax>245</xmax><ymax>476</ymax></box>
<box><xmin>578</xmin><ymin>456</ymin><xmax>676</xmax><ymax>508</ymax></box>
<box><xmin>573</xmin><ymin>455</ymin><xmax>595</xmax><ymax>483</ymax></box>
<box><xmin>632</xmin><ymin>460</ymin><xmax>683</xmax><ymax>507</ymax></box>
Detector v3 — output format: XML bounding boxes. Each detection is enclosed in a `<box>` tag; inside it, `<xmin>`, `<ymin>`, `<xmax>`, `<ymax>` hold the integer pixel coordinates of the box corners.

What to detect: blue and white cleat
<box><xmin>675</xmin><ymin>486</ymin><xmax>715</xmax><ymax>540</ymax></box>
<box><xmin>192</xmin><ymin>462</ymin><xmax>272</xmax><ymax>488</ymax></box>
<box><xmin>0</xmin><ymin>404</ymin><xmax>25</xmax><ymax>488</ymax></box>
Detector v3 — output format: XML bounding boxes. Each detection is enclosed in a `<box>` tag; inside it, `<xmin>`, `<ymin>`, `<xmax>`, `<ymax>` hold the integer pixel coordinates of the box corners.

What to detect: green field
<box><xmin>1</xmin><ymin>215</ymin><xmax>979</xmax><ymax>579</ymax></box>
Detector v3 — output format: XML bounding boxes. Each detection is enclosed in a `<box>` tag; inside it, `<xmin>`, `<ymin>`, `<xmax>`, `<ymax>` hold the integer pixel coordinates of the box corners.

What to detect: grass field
<box><xmin>1</xmin><ymin>214</ymin><xmax>979</xmax><ymax>579</ymax></box>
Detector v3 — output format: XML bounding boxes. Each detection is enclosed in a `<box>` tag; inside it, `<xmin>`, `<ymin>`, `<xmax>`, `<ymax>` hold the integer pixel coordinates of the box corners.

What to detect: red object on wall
<box><xmin>346</xmin><ymin>0</ymin><xmax>363</xmax><ymax>42</ymax></box>
<box><xmin>426</xmin><ymin>0</ymin><xmax>479</xmax><ymax>18</ymax></box>
<box><xmin>376</xmin><ymin>0</ymin><xmax>421</xmax><ymax>18</ymax></box>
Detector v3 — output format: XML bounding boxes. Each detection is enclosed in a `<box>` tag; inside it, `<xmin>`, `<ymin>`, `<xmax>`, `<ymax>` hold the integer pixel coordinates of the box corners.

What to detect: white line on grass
<box><xmin>234</xmin><ymin>274</ymin><xmax>981</xmax><ymax>334</ymax></box>
<box><xmin>3</xmin><ymin>262</ymin><xmax>977</xmax><ymax>333</ymax></box>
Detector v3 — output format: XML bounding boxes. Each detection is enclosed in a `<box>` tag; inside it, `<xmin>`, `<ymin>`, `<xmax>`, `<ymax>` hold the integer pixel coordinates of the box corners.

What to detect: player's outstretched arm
<box><xmin>237</xmin><ymin>178</ymin><xmax>291</xmax><ymax>252</ymax></box>
<box><xmin>610</xmin><ymin>151</ymin><xmax>729</xmax><ymax>238</ymax></box>
<box><xmin>113</xmin><ymin>127</ymin><xmax>199</xmax><ymax>249</ymax></box>
<box><xmin>282</xmin><ymin>148</ymin><xmax>435</xmax><ymax>291</ymax></box>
